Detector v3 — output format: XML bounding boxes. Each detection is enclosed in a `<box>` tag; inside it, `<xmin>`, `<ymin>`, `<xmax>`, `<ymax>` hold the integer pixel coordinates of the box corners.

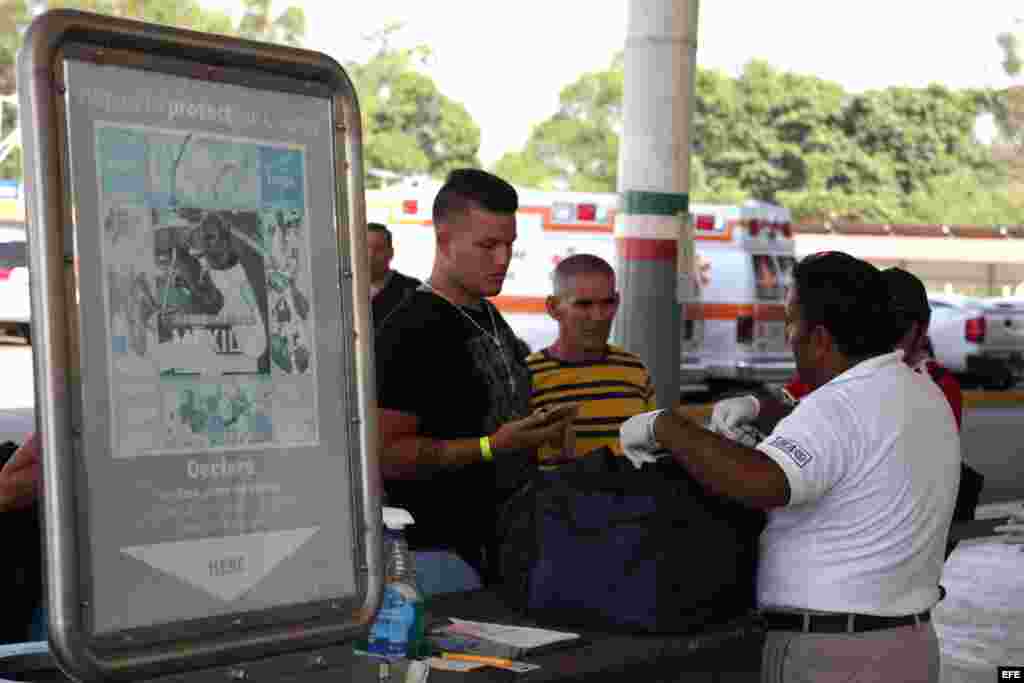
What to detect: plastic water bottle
<box><xmin>366</xmin><ymin>507</ymin><xmax>426</xmax><ymax>659</ymax></box>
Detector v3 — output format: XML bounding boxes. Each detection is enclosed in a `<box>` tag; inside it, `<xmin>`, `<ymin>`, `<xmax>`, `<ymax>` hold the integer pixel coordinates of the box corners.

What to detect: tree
<box><xmin>235</xmin><ymin>0</ymin><xmax>304</xmax><ymax>47</ymax></box>
<box><xmin>695</xmin><ymin>61</ymin><xmax>853</xmax><ymax>204</ymax></box>
<box><xmin>348</xmin><ymin>24</ymin><xmax>480</xmax><ymax>188</ymax></box>
<box><xmin>0</xmin><ymin>0</ymin><xmax>305</xmax><ymax>179</ymax></box>
<box><xmin>994</xmin><ymin>24</ymin><xmax>1024</xmax><ymax>209</ymax></box>
<box><xmin>494</xmin><ymin>53</ymin><xmax>623</xmax><ymax>192</ymax></box>
<box><xmin>495</xmin><ymin>54</ymin><xmax>1012</xmax><ymax>224</ymax></box>
<box><xmin>492</xmin><ymin>151</ymin><xmax>557</xmax><ymax>191</ymax></box>
<box><xmin>998</xmin><ymin>29</ymin><xmax>1022</xmax><ymax>78</ymax></box>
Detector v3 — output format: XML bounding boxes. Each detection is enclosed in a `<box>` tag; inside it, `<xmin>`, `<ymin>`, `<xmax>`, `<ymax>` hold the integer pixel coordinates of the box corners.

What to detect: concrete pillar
<box><xmin>613</xmin><ymin>0</ymin><xmax>699</xmax><ymax>408</ymax></box>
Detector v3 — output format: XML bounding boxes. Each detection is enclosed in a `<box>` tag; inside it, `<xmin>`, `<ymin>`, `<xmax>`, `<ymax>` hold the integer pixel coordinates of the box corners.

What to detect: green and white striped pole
<box><xmin>614</xmin><ymin>0</ymin><xmax>700</xmax><ymax>408</ymax></box>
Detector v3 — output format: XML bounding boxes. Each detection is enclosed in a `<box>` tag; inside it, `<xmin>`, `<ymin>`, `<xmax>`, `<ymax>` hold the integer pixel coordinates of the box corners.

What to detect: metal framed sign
<box><xmin>18</xmin><ymin>10</ymin><xmax>382</xmax><ymax>681</ymax></box>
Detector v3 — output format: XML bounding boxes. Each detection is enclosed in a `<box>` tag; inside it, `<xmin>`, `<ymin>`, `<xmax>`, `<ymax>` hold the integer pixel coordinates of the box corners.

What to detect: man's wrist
<box><xmin>488</xmin><ymin>430</ymin><xmax>503</xmax><ymax>454</ymax></box>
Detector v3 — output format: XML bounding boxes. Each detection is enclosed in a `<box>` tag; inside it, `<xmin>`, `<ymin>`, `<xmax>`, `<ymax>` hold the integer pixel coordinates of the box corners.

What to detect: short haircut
<box><xmin>882</xmin><ymin>267</ymin><xmax>931</xmax><ymax>339</ymax></box>
<box><xmin>432</xmin><ymin>168</ymin><xmax>518</xmax><ymax>226</ymax></box>
<box><xmin>552</xmin><ymin>254</ymin><xmax>616</xmax><ymax>297</ymax></box>
<box><xmin>792</xmin><ymin>251</ymin><xmax>895</xmax><ymax>359</ymax></box>
<box><xmin>367</xmin><ymin>221</ymin><xmax>392</xmax><ymax>245</ymax></box>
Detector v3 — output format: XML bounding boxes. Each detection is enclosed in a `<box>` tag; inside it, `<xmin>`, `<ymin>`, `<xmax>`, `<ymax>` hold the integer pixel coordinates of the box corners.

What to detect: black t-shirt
<box><xmin>372</xmin><ymin>270</ymin><xmax>421</xmax><ymax>335</ymax></box>
<box><xmin>375</xmin><ymin>288</ymin><xmax>532</xmax><ymax>578</ymax></box>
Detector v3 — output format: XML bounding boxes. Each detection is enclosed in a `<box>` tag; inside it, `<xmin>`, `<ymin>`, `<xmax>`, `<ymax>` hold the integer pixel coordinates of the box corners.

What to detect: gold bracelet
<box><xmin>480</xmin><ymin>436</ymin><xmax>493</xmax><ymax>461</ymax></box>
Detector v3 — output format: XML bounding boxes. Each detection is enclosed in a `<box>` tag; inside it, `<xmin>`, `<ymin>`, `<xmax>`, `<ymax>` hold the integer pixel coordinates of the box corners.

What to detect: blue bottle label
<box><xmin>368</xmin><ymin>584</ymin><xmax>420</xmax><ymax>657</ymax></box>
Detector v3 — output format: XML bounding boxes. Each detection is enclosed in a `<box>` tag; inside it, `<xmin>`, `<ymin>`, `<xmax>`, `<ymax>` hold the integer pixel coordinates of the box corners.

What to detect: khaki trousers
<box><xmin>761</xmin><ymin>621</ymin><xmax>940</xmax><ymax>683</ymax></box>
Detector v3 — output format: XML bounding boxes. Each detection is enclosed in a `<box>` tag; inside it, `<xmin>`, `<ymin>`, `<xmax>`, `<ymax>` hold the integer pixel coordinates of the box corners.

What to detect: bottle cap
<box><xmin>382</xmin><ymin>506</ymin><xmax>415</xmax><ymax>531</ymax></box>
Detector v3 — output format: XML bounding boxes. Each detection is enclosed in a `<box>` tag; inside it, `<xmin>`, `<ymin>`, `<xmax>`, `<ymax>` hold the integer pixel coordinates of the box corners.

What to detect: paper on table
<box><xmin>447</xmin><ymin>618</ymin><xmax>579</xmax><ymax>650</ymax></box>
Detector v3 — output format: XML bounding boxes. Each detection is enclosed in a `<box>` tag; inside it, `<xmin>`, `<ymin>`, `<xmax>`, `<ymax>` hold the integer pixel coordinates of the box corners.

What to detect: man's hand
<box><xmin>491</xmin><ymin>404</ymin><xmax>579</xmax><ymax>454</ymax></box>
<box><xmin>994</xmin><ymin>507</ymin><xmax>1024</xmax><ymax>546</ymax></box>
<box><xmin>0</xmin><ymin>433</ymin><xmax>41</xmax><ymax>513</ymax></box>
<box><xmin>619</xmin><ymin>410</ymin><xmax>668</xmax><ymax>469</ymax></box>
<box><xmin>709</xmin><ymin>395</ymin><xmax>760</xmax><ymax>438</ymax></box>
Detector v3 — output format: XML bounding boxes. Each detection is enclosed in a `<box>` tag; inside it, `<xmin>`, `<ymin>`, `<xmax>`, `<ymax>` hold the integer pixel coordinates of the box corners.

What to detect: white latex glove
<box><xmin>709</xmin><ymin>395</ymin><xmax>760</xmax><ymax>438</ymax></box>
<box><xmin>619</xmin><ymin>410</ymin><xmax>670</xmax><ymax>470</ymax></box>
<box><xmin>993</xmin><ymin>507</ymin><xmax>1024</xmax><ymax>546</ymax></box>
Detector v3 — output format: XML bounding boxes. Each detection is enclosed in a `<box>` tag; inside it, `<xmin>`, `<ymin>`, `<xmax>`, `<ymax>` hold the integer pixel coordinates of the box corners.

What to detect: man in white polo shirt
<box><xmin>621</xmin><ymin>252</ymin><xmax>960</xmax><ymax>683</ymax></box>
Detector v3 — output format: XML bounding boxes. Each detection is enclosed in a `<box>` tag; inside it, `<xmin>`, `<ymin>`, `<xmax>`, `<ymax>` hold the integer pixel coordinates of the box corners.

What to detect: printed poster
<box><xmin>96</xmin><ymin>123</ymin><xmax>319</xmax><ymax>457</ymax></box>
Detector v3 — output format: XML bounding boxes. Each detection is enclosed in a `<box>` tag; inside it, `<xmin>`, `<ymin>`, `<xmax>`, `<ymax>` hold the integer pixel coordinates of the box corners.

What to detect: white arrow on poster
<box><xmin>121</xmin><ymin>527</ymin><xmax>319</xmax><ymax>602</ymax></box>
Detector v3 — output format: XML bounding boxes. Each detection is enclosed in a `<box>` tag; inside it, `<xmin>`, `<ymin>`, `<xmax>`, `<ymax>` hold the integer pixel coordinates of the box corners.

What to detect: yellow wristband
<box><xmin>480</xmin><ymin>436</ymin><xmax>493</xmax><ymax>461</ymax></box>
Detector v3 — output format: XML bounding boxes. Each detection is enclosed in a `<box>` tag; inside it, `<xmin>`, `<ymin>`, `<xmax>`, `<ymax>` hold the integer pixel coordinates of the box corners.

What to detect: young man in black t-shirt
<box><xmin>375</xmin><ymin>169</ymin><xmax>574</xmax><ymax>591</ymax></box>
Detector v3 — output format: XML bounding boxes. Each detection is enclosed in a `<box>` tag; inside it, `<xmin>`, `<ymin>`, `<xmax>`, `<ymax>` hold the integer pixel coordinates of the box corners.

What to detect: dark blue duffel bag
<box><xmin>496</xmin><ymin>448</ymin><xmax>764</xmax><ymax>634</ymax></box>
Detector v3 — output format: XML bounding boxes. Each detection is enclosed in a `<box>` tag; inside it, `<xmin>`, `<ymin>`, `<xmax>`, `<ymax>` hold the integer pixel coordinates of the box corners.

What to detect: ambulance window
<box><xmin>0</xmin><ymin>239</ymin><xmax>26</xmax><ymax>269</ymax></box>
<box><xmin>752</xmin><ymin>254</ymin><xmax>782</xmax><ymax>300</ymax></box>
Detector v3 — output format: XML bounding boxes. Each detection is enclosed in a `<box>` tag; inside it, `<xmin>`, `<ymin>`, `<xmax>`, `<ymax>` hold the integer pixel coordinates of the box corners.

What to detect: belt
<box><xmin>760</xmin><ymin>610</ymin><xmax>931</xmax><ymax>634</ymax></box>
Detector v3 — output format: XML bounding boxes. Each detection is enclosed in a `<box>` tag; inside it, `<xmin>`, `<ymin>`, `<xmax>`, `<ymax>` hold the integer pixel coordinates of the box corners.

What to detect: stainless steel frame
<box><xmin>18</xmin><ymin>9</ymin><xmax>381</xmax><ymax>681</ymax></box>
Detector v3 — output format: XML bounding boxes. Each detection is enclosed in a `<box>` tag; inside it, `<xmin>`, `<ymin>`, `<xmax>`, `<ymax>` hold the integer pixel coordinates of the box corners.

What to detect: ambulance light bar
<box><xmin>551</xmin><ymin>201</ymin><xmax>607</xmax><ymax>224</ymax></box>
<box><xmin>576</xmin><ymin>203</ymin><xmax>597</xmax><ymax>222</ymax></box>
<box><xmin>694</xmin><ymin>214</ymin><xmax>715</xmax><ymax>231</ymax></box>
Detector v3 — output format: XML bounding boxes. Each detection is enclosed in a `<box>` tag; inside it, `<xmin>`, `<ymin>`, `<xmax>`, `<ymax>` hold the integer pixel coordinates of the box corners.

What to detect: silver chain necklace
<box><xmin>423</xmin><ymin>280</ymin><xmax>517</xmax><ymax>392</ymax></box>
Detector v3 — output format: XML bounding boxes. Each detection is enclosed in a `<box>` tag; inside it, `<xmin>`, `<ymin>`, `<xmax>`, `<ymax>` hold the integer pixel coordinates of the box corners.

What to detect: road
<box><xmin>962</xmin><ymin>406</ymin><xmax>1024</xmax><ymax>505</ymax></box>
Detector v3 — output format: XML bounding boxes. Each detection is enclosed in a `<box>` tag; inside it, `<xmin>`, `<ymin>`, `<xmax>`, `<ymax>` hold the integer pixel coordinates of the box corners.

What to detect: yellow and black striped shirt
<box><xmin>526</xmin><ymin>345</ymin><xmax>656</xmax><ymax>464</ymax></box>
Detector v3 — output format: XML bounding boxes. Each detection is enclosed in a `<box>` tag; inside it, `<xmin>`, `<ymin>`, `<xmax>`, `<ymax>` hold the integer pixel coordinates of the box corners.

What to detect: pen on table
<box><xmin>439</xmin><ymin>652</ymin><xmax>516</xmax><ymax>668</ymax></box>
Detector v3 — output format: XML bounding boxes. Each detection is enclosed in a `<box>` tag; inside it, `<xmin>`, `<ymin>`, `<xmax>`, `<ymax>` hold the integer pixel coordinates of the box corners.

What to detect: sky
<box><xmin>209</xmin><ymin>1</ymin><xmax>1022</xmax><ymax>165</ymax></box>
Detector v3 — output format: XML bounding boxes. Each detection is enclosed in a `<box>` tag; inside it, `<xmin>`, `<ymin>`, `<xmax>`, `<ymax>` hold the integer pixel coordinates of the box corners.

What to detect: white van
<box><xmin>366</xmin><ymin>181</ymin><xmax>796</xmax><ymax>389</ymax></box>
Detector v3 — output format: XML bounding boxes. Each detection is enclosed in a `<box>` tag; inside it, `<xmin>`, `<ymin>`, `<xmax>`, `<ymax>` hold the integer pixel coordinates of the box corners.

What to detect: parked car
<box><xmin>0</xmin><ymin>225</ymin><xmax>30</xmax><ymax>343</ymax></box>
<box><xmin>927</xmin><ymin>293</ymin><xmax>1021</xmax><ymax>389</ymax></box>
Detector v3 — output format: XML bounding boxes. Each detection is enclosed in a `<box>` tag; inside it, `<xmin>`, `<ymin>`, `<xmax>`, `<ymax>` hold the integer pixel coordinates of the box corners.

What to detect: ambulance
<box><xmin>365</xmin><ymin>178</ymin><xmax>796</xmax><ymax>389</ymax></box>
<box><xmin>681</xmin><ymin>200</ymin><xmax>796</xmax><ymax>387</ymax></box>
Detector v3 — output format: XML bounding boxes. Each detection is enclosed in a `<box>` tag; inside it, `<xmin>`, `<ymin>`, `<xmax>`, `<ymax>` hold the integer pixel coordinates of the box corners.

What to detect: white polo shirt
<box><xmin>755</xmin><ymin>351</ymin><xmax>960</xmax><ymax>616</ymax></box>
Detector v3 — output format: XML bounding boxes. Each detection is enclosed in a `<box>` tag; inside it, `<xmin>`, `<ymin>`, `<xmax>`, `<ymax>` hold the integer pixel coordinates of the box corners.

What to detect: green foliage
<box><xmin>494</xmin><ymin>56</ymin><xmax>622</xmax><ymax>192</ymax></box>
<box><xmin>348</xmin><ymin>26</ymin><xmax>480</xmax><ymax>188</ymax></box>
<box><xmin>0</xmin><ymin>0</ymin><xmax>305</xmax><ymax>179</ymax></box>
<box><xmin>236</xmin><ymin>0</ymin><xmax>305</xmax><ymax>46</ymax></box>
<box><xmin>493</xmin><ymin>151</ymin><xmax>560</xmax><ymax>191</ymax></box>
<box><xmin>998</xmin><ymin>31</ymin><xmax>1022</xmax><ymax>77</ymax></box>
<box><xmin>497</xmin><ymin>55</ymin><xmax>1013</xmax><ymax>225</ymax></box>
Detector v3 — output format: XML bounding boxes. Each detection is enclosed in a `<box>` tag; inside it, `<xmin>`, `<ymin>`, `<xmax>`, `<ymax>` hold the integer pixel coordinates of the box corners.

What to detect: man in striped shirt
<box><xmin>526</xmin><ymin>254</ymin><xmax>656</xmax><ymax>466</ymax></box>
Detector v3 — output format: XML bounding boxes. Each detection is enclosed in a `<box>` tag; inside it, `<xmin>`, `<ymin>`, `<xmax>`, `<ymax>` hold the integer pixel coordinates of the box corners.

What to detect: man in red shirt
<box><xmin>780</xmin><ymin>267</ymin><xmax>961</xmax><ymax>427</ymax></box>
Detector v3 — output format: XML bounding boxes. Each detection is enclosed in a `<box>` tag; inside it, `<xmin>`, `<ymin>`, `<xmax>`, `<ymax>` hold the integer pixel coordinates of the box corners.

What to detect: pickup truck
<box><xmin>928</xmin><ymin>294</ymin><xmax>1022</xmax><ymax>389</ymax></box>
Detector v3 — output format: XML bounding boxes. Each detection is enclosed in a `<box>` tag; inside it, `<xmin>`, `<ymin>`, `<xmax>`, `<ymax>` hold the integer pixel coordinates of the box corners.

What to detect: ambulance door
<box><xmin>695</xmin><ymin>244</ymin><xmax>749</xmax><ymax>369</ymax></box>
<box><xmin>680</xmin><ymin>245</ymin><xmax>710</xmax><ymax>383</ymax></box>
<box><xmin>683</xmin><ymin>207</ymin><xmax>739</xmax><ymax>380</ymax></box>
